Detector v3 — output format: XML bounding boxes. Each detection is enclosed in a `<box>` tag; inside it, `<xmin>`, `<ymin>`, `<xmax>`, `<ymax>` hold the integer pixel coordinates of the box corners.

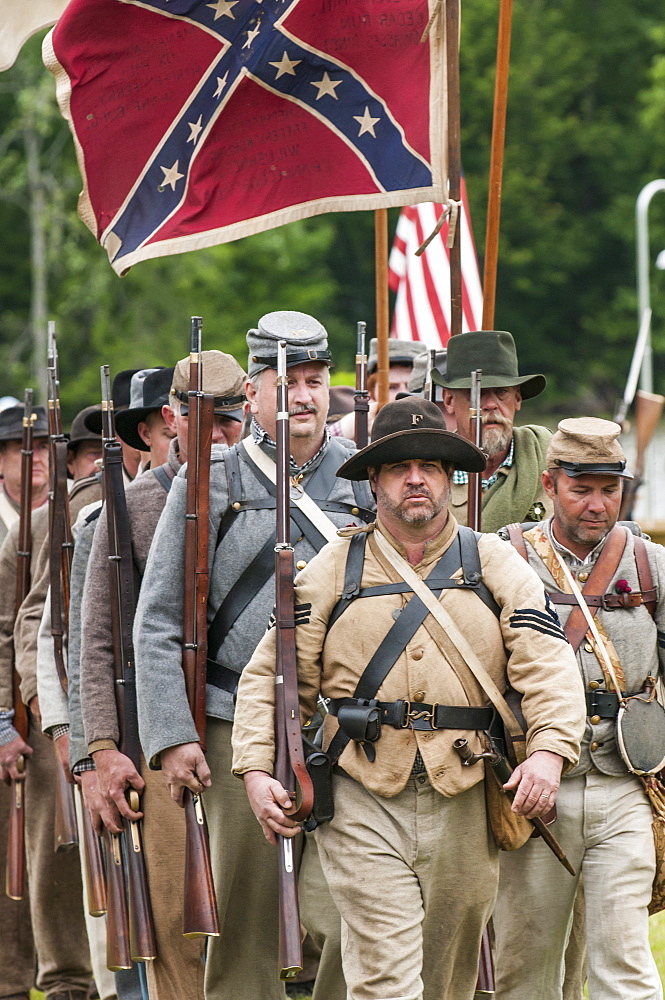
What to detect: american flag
<box><xmin>45</xmin><ymin>0</ymin><xmax>447</xmax><ymax>275</ymax></box>
<box><xmin>388</xmin><ymin>179</ymin><xmax>483</xmax><ymax>347</ymax></box>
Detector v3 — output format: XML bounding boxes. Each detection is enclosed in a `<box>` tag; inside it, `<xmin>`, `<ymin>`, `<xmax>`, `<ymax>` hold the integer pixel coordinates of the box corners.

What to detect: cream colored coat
<box><xmin>232</xmin><ymin>516</ymin><xmax>586</xmax><ymax>798</ymax></box>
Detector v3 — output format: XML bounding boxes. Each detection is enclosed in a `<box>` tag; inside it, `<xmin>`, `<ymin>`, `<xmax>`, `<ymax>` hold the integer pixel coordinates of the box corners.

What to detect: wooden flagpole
<box><xmin>481</xmin><ymin>0</ymin><xmax>513</xmax><ymax>330</ymax></box>
<box><xmin>446</xmin><ymin>0</ymin><xmax>463</xmax><ymax>338</ymax></box>
<box><xmin>375</xmin><ymin>208</ymin><xmax>390</xmax><ymax>407</ymax></box>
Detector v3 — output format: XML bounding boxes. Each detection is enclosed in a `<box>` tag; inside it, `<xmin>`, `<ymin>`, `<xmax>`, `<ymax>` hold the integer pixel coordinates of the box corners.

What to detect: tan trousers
<box><xmin>24</xmin><ymin>719</ymin><xmax>92</xmax><ymax>995</ymax></box>
<box><xmin>0</xmin><ymin>778</ymin><xmax>34</xmax><ymax>997</ymax></box>
<box><xmin>315</xmin><ymin>772</ymin><xmax>498</xmax><ymax>1000</ymax></box>
<box><xmin>494</xmin><ymin>772</ymin><xmax>661</xmax><ymax>1000</ymax></box>
<box><xmin>299</xmin><ymin>834</ymin><xmax>345</xmax><ymax>1000</ymax></box>
<box><xmin>141</xmin><ymin>759</ymin><xmax>205</xmax><ymax>1000</ymax></box>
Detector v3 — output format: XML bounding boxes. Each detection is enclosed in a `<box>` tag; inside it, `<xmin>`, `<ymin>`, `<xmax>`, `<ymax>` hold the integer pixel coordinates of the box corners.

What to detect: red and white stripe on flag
<box><xmin>388</xmin><ymin>181</ymin><xmax>483</xmax><ymax>347</ymax></box>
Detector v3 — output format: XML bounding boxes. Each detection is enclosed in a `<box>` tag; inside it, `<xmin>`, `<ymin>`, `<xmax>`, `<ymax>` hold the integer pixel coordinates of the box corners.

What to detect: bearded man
<box><xmin>435</xmin><ymin>330</ymin><xmax>552</xmax><ymax>532</ymax></box>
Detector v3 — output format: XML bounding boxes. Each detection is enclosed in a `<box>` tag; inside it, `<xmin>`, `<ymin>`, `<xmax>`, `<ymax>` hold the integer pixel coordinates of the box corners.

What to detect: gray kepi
<box><xmin>433</xmin><ymin>330</ymin><xmax>546</xmax><ymax>400</ymax></box>
<box><xmin>247</xmin><ymin>311</ymin><xmax>332</xmax><ymax>377</ymax></box>
<box><xmin>336</xmin><ymin>398</ymin><xmax>486</xmax><ymax>480</ymax></box>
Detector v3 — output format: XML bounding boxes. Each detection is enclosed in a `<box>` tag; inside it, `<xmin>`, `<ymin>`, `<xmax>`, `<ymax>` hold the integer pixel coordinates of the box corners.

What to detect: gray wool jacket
<box><xmin>500</xmin><ymin>517</ymin><xmax>665</xmax><ymax>777</ymax></box>
<box><xmin>80</xmin><ymin>441</ymin><xmax>182</xmax><ymax>754</ymax></box>
<box><xmin>134</xmin><ymin>432</ymin><xmax>374</xmax><ymax>766</ymax></box>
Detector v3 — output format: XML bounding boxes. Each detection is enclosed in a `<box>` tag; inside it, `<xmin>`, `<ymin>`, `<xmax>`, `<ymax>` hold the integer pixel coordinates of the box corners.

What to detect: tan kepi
<box><xmin>170</xmin><ymin>349</ymin><xmax>247</xmax><ymax>419</ymax></box>
<box><xmin>546</xmin><ymin>417</ymin><xmax>633</xmax><ymax>479</ymax></box>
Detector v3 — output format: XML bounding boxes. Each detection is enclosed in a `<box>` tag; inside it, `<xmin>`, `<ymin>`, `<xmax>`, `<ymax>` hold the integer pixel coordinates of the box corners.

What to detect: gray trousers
<box><xmin>494</xmin><ymin>772</ymin><xmax>662</xmax><ymax>1000</ymax></box>
<box><xmin>315</xmin><ymin>772</ymin><xmax>498</xmax><ymax>1000</ymax></box>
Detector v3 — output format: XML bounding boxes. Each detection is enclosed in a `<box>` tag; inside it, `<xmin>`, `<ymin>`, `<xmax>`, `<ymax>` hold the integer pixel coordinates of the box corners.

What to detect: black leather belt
<box><xmin>585</xmin><ymin>690</ymin><xmax>620</xmax><ymax>718</ymax></box>
<box><xmin>328</xmin><ymin>698</ymin><xmax>494</xmax><ymax>732</ymax></box>
<box><xmin>207</xmin><ymin>660</ymin><xmax>240</xmax><ymax>695</ymax></box>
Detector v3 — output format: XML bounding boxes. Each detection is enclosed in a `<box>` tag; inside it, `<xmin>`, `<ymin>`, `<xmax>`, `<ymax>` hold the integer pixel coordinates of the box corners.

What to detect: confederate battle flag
<box><xmin>44</xmin><ymin>0</ymin><xmax>447</xmax><ymax>274</ymax></box>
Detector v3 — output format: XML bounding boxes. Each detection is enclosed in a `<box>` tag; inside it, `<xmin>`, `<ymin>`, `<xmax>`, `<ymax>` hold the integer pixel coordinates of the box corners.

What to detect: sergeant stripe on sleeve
<box><xmin>658</xmin><ymin>630</ymin><xmax>665</xmax><ymax>650</ymax></box>
<box><xmin>267</xmin><ymin>603</ymin><xmax>312</xmax><ymax>630</ymax></box>
<box><xmin>509</xmin><ymin>596</ymin><xmax>568</xmax><ymax>643</ymax></box>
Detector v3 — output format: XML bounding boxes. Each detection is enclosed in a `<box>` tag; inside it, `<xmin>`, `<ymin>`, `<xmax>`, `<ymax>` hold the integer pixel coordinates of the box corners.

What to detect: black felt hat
<box><xmin>336</xmin><ymin>398</ymin><xmax>486</xmax><ymax>481</ymax></box>
<box><xmin>115</xmin><ymin>368</ymin><xmax>175</xmax><ymax>451</ymax></box>
<box><xmin>432</xmin><ymin>331</ymin><xmax>546</xmax><ymax>400</ymax></box>
<box><xmin>0</xmin><ymin>405</ymin><xmax>48</xmax><ymax>442</ymax></box>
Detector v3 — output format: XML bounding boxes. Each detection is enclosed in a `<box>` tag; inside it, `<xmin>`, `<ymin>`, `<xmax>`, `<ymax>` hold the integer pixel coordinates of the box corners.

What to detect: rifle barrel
<box><xmin>467</xmin><ymin>370</ymin><xmax>483</xmax><ymax>531</ymax></box>
<box><xmin>354</xmin><ymin>321</ymin><xmax>369</xmax><ymax>449</ymax></box>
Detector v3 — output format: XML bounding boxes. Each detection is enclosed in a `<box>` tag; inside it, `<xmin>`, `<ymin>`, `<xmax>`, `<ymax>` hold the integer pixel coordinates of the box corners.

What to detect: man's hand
<box><xmin>53</xmin><ymin>731</ymin><xmax>74</xmax><ymax>785</ymax></box>
<box><xmin>243</xmin><ymin>769</ymin><xmax>302</xmax><ymax>845</ymax></box>
<box><xmin>92</xmin><ymin>748</ymin><xmax>145</xmax><ymax>826</ymax></box>
<box><xmin>160</xmin><ymin>742</ymin><xmax>211</xmax><ymax>806</ymax></box>
<box><xmin>0</xmin><ymin>734</ymin><xmax>33</xmax><ymax>782</ymax></box>
<box><xmin>503</xmin><ymin>749</ymin><xmax>564</xmax><ymax>820</ymax></box>
<box><xmin>79</xmin><ymin>769</ymin><xmax>111</xmax><ymax>836</ymax></box>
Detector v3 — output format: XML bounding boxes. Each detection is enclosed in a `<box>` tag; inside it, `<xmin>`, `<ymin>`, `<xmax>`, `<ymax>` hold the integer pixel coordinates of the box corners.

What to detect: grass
<box><xmin>27</xmin><ymin>915</ymin><xmax>665</xmax><ymax>1000</ymax></box>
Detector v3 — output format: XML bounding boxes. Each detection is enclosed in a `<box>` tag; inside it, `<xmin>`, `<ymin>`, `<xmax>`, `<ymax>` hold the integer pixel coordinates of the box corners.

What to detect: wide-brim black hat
<box><xmin>336</xmin><ymin>398</ymin><xmax>486</xmax><ymax>481</ymax></box>
<box><xmin>432</xmin><ymin>330</ymin><xmax>546</xmax><ymax>401</ymax></box>
<box><xmin>115</xmin><ymin>368</ymin><xmax>175</xmax><ymax>451</ymax></box>
<box><xmin>84</xmin><ymin>368</ymin><xmax>142</xmax><ymax>435</ymax></box>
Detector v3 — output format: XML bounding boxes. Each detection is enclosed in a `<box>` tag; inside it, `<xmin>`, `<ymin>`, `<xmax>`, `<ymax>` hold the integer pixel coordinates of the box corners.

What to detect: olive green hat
<box><xmin>336</xmin><ymin>397</ymin><xmax>486</xmax><ymax>481</ymax></box>
<box><xmin>432</xmin><ymin>331</ymin><xmax>546</xmax><ymax>400</ymax></box>
<box><xmin>546</xmin><ymin>417</ymin><xmax>633</xmax><ymax>479</ymax></box>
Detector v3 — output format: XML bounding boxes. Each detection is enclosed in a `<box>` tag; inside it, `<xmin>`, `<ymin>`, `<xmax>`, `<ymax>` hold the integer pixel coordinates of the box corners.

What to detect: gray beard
<box><xmin>481</xmin><ymin>423</ymin><xmax>513</xmax><ymax>458</ymax></box>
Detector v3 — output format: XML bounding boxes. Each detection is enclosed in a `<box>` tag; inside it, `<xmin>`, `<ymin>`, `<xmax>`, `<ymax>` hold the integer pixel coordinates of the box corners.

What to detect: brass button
<box><xmin>590</xmin><ymin>741</ymin><xmax>599</xmax><ymax>752</ymax></box>
<box><xmin>590</xmin><ymin>715</ymin><xmax>601</xmax><ymax>725</ymax></box>
<box><xmin>578</xmin><ymin>571</ymin><xmax>589</xmax><ymax>582</ymax></box>
<box><xmin>351</xmin><ymin>507</ymin><xmax>359</xmax><ymax>515</ymax></box>
<box><xmin>417</xmin><ymin>775</ymin><xmax>427</xmax><ymax>784</ymax></box>
<box><xmin>296</xmin><ymin>560</ymin><xmax>307</xmax><ymax>571</ymax></box>
<box><xmin>589</xmin><ymin>681</ymin><xmax>600</xmax><ymax>691</ymax></box>
<box><xmin>413</xmin><ymin>691</ymin><xmax>425</xmax><ymax>702</ymax></box>
<box><xmin>232</xmin><ymin>501</ymin><xmax>241</xmax><ymax>511</ymax></box>
<box><xmin>412</xmin><ymin>649</ymin><xmax>424</xmax><ymax>661</ymax></box>
<box><xmin>584</xmin><ymin>642</ymin><xmax>594</xmax><ymax>653</ymax></box>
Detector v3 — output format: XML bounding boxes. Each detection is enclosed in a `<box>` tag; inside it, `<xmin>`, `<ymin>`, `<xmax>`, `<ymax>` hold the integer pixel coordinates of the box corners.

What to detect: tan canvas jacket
<box><xmin>232</xmin><ymin>516</ymin><xmax>586</xmax><ymax>799</ymax></box>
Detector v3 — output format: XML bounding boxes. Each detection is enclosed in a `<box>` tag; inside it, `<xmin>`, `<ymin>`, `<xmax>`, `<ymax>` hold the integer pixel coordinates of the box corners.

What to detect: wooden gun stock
<box><xmin>619</xmin><ymin>389</ymin><xmax>665</xmax><ymax>520</ymax></box>
<box><xmin>475</xmin><ymin>925</ymin><xmax>495</xmax><ymax>995</ymax></box>
<box><xmin>78</xmin><ymin>787</ymin><xmax>107</xmax><ymax>916</ymax></box>
<box><xmin>6</xmin><ymin>760</ymin><xmax>26</xmax><ymax>901</ymax></box>
<box><xmin>124</xmin><ymin>790</ymin><xmax>156</xmax><ymax>960</ymax></box>
<box><xmin>182</xmin><ymin>790</ymin><xmax>219</xmax><ymax>938</ymax></box>
<box><xmin>53</xmin><ymin>761</ymin><xmax>78</xmax><ymax>851</ymax></box>
<box><xmin>181</xmin><ymin>319</ymin><xmax>220</xmax><ymax>939</ymax></box>
<box><xmin>103</xmin><ymin>830</ymin><xmax>132</xmax><ymax>971</ymax></box>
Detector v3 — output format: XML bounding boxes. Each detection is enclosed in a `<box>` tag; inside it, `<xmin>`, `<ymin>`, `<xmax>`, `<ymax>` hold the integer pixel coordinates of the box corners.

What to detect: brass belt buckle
<box><xmin>404</xmin><ymin>703</ymin><xmax>440</xmax><ymax>731</ymax></box>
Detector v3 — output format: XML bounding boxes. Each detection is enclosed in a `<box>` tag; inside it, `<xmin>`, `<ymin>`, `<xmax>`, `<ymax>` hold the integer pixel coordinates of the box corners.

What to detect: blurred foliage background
<box><xmin>1</xmin><ymin>0</ymin><xmax>665</xmax><ymax>422</ymax></box>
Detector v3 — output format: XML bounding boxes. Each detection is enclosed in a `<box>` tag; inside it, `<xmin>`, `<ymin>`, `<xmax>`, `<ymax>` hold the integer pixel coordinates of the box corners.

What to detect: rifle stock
<box><xmin>53</xmin><ymin>757</ymin><xmax>78</xmax><ymax>851</ymax></box>
<box><xmin>181</xmin><ymin>318</ymin><xmax>220</xmax><ymax>939</ymax></box>
<box><xmin>78</xmin><ymin>786</ymin><xmax>107</xmax><ymax>916</ymax></box>
<box><xmin>103</xmin><ymin>830</ymin><xmax>132</xmax><ymax>971</ymax></box>
<box><xmin>101</xmin><ymin>365</ymin><xmax>156</xmax><ymax>962</ymax></box>
<box><xmin>274</xmin><ymin>341</ymin><xmax>314</xmax><ymax>980</ymax></box>
<box><xmin>354</xmin><ymin>321</ymin><xmax>369</xmax><ymax>449</ymax></box>
<box><xmin>6</xmin><ymin>390</ymin><xmax>34</xmax><ymax>901</ymax></box>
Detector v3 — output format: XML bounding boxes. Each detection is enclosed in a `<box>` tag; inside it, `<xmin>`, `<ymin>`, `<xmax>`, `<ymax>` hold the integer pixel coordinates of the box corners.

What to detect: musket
<box><xmin>453</xmin><ymin>738</ymin><xmax>576</xmax><ymax>876</ymax></box>
<box><xmin>467</xmin><ymin>370</ymin><xmax>483</xmax><ymax>531</ymax></box>
<box><xmin>353</xmin><ymin>321</ymin><xmax>369</xmax><ymax>449</ymax></box>
<box><xmin>424</xmin><ymin>348</ymin><xmax>437</xmax><ymax>403</ymax></box>
<box><xmin>180</xmin><ymin>318</ymin><xmax>220</xmax><ymax>939</ymax></box>
<box><xmin>77</xmin><ymin>785</ymin><xmax>107</xmax><ymax>917</ymax></box>
<box><xmin>6</xmin><ymin>389</ymin><xmax>35</xmax><ymax>901</ymax></box>
<box><xmin>274</xmin><ymin>341</ymin><xmax>314</xmax><ymax>981</ymax></box>
<box><xmin>46</xmin><ymin>324</ymin><xmax>78</xmax><ymax>851</ymax></box>
<box><xmin>102</xmin><ymin>364</ymin><xmax>156</xmax><ymax>963</ymax></box>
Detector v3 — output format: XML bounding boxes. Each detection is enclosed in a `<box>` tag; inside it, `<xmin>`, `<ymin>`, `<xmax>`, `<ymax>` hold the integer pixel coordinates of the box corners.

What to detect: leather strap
<box><xmin>562</xmin><ymin>525</ymin><xmax>627</xmax><ymax>653</ymax></box>
<box><xmin>206</xmin><ymin>661</ymin><xmax>240</xmax><ymax>695</ymax></box>
<box><xmin>152</xmin><ymin>463</ymin><xmax>175</xmax><ymax>493</ymax></box>
<box><xmin>634</xmin><ymin>535</ymin><xmax>657</xmax><ymax>619</ymax></box>
<box><xmin>506</xmin><ymin>523</ymin><xmax>528</xmax><ymax>562</ymax></box>
<box><xmin>329</xmin><ymin>698</ymin><xmax>494</xmax><ymax>732</ymax></box>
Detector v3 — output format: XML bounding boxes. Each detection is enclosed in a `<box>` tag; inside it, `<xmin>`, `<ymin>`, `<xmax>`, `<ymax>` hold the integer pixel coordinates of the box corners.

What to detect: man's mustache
<box><xmin>480</xmin><ymin>412</ymin><xmax>511</xmax><ymax>429</ymax></box>
<box><xmin>289</xmin><ymin>404</ymin><xmax>317</xmax><ymax>417</ymax></box>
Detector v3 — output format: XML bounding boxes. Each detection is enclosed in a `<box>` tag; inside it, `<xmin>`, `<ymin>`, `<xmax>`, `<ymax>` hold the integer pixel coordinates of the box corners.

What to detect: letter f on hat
<box><xmin>411</xmin><ymin>413</ymin><xmax>424</xmax><ymax>426</ymax></box>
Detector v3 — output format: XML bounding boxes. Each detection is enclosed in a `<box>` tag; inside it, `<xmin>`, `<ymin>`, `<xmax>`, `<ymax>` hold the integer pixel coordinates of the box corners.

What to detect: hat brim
<box><xmin>114</xmin><ymin>406</ymin><xmax>160</xmax><ymax>451</ymax></box>
<box><xmin>336</xmin><ymin>428</ymin><xmax>487</xmax><ymax>481</ymax></box>
<box><xmin>432</xmin><ymin>370</ymin><xmax>546</xmax><ymax>401</ymax></box>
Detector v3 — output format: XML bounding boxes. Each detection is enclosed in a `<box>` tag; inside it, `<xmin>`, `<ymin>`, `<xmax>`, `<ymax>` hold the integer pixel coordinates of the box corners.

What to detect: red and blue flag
<box><xmin>45</xmin><ymin>0</ymin><xmax>446</xmax><ymax>274</ymax></box>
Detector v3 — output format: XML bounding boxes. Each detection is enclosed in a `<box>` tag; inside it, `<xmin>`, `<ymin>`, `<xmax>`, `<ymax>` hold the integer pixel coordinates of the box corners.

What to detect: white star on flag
<box><xmin>310</xmin><ymin>71</ymin><xmax>342</xmax><ymax>100</ymax></box>
<box><xmin>213</xmin><ymin>72</ymin><xmax>229</xmax><ymax>98</ymax></box>
<box><xmin>268</xmin><ymin>50</ymin><xmax>301</xmax><ymax>79</ymax></box>
<box><xmin>243</xmin><ymin>23</ymin><xmax>260</xmax><ymax>49</ymax></box>
<box><xmin>206</xmin><ymin>0</ymin><xmax>239</xmax><ymax>19</ymax></box>
<box><xmin>159</xmin><ymin>160</ymin><xmax>184</xmax><ymax>191</ymax></box>
<box><xmin>353</xmin><ymin>106</ymin><xmax>380</xmax><ymax>137</ymax></box>
<box><xmin>187</xmin><ymin>115</ymin><xmax>203</xmax><ymax>144</ymax></box>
